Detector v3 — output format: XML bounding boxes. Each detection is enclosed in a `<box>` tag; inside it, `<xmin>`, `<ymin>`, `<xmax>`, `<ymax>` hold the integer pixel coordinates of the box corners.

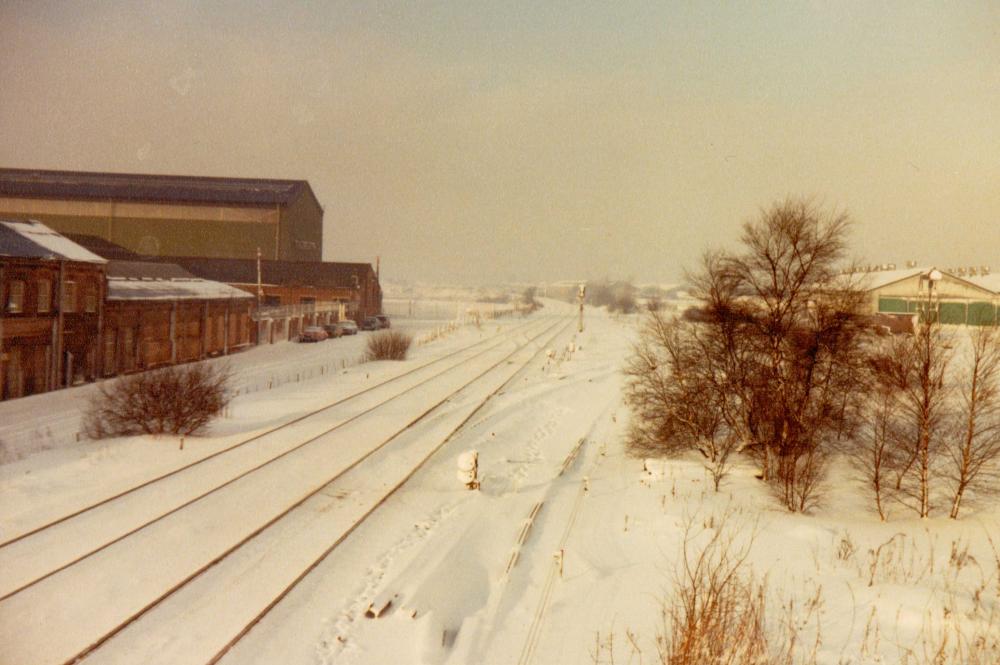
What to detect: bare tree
<box><xmin>853</xmin><ymin>371</ymin><xmax>898</xmax><ymax>521</ymax></box>
<box><xmin>696</xmin><ymin>200</ymin><xmax>869</xmax><ymax>510</ymax></box>
<box><xmin>625</xmin><ymin>311</ymin><xmax>742</xmax><ymax>490</ymax></box>
<box><xmin>626</xmin><ymin>200</ymin><xmax>871</xmax><ymax>510</ymax></box>
<box><xmin>872</xmin><ymin>321</ymin><xmax>953</xmax><ymax>518</ymax></box>
<box><xmin>947</xmin><ymin>326</ymin><xmax>1000</xmax><ymax>518</ymax></box>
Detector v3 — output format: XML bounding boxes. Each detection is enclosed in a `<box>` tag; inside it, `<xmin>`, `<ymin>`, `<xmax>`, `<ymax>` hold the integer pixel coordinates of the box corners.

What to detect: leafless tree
<box><xmin>853</xmin><ymin>370</ymin><xmax>899</xmax><ymax>521</ymax></box>
<box><xmin>627</xmin><ymin>199</ymin><xmax>869</xmax><ymax>511</ymax></box>
<box><xmin>871</xmin><ymin>322</ymin><xmax>953</xmax><ymax>518</ymax></box>
<box><xmin>947</xmin><ymin>326</ymin><xmax>1000</xmax><ymax>519</ymax></box>
<box><xmin>625</xmin><ymin>311</ymin><xmax>743</xmax><ymax>490</ymax></box>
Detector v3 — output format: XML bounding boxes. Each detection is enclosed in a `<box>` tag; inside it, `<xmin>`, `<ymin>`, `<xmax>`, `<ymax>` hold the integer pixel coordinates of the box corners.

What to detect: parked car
<box><xmin>332</xmin><ymin>320</ymin><xmax>358</xmax><ymax>336</ymax></box>
<box><xmin>323</xmin><ymin>323</ymin><xmax>343</xmax><ymax>338</ymax></box>
<box><xmin>298</xmin><ymin>325</ymin><xmax>329</xmax><ymax>342</ymax></box>
<box><xmin>374</xmin><ymin>314</ymin><xmax>391</xmax><ymax>329</ymax></box>
<box><xmin>361</xmin><ymin>317</ymin><xmax>380</xmax><ymax>331</ymax></box>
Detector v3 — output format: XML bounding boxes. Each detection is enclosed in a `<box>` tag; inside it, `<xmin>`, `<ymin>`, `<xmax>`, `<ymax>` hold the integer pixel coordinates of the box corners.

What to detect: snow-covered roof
<box><xmin>967</xmin><ymin>273</ymin><xmax>1000</xmax><ymax>294</ymax></box>
<box><xmin>852</xmin><ymin>267</ymin><xmax>926</xmax><ymax>291</ymax></box>
<box><xmin>0</xmin><ymin>219</ymin><xmax>106</xmax><ymax>264</ymax></box>
<box><xmin>105</xmin><ymin>260</ymin><xmax>253</xmax><ymax>301</ymax></box>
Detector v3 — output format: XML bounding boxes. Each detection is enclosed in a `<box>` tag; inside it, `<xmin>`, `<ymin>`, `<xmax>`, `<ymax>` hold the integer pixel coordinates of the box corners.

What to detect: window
<box><xmin>63</xmin><ymin>281</ymin><xmax>77</xmax><ymax>312</ymax></box>
<box><xmin>84</xmin><ymin>283</ymin><xmax>98</xmax><ymax>313</ymax></box>
<box><xmin>37</xmin><ymin>279</ymin><xmax>51</xmax><ymax>313</ymax></box>
<box><xmin>6</xmin><ymin>280</ymin><xmax>24</xmax><ymax>313</ymax></box>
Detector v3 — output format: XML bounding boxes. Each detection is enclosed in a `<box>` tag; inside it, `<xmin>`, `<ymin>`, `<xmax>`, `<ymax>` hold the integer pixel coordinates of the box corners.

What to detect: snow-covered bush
<box><xmin>84</xmin><ymin>362</ymin><xmax>231</xmax><ymax>438</ymax></box>
<box><xmin>366</xmin><ymin>330</ymin><xmax>413</xmax><ymax>361</ymax></box>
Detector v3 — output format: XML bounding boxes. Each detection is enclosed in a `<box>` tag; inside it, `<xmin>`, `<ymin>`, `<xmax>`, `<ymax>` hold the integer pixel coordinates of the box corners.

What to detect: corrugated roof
<box><xmin>0</xmin><ymin>219</ymin><xmax>106</xmax><ymax>263</ymax></box>
<box><xmin>106</xmin><ymin>260</ymin><xmax>252</xmax><ymax>302</ymax></box>
<box><xmin>107</xmin><ymin>277</ymin><xmax>253</xmax><ymax>302</ymax></box>
<box><xmin>0</xmin><ymin>168</ymin><xmax>318</xmax><ymax>207</ymax></box>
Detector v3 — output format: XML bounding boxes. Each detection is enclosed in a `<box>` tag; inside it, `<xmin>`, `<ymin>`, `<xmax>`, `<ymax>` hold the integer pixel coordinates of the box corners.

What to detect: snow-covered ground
<box><xmin>1</xmin><ymin>304</ymin><xmax>998</xmax><ymax>664</ymax></box>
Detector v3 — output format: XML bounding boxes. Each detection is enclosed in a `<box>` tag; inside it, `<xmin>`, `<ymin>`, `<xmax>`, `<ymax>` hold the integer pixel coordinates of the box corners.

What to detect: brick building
<box><xmin>102</xmin><ymin>261</ymin><xmax>253</xmax><ymax>375</ymax></box>
<box><xmin>1</xmin><ymin>220</ymin><xmax>106</xmax><ymax>399</ymax></box>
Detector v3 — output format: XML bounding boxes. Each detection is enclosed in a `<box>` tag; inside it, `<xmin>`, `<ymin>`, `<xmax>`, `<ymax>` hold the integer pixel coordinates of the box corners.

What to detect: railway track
<box><xmin>0</xmin><ymin>315</ymin><xmax>543</xmax><ymax>552</ymax></box>
<box><xmin>0</xmin><ymin>317</ymin><xmax>554</xmax><ymax>603</ymax></box>
<box><xmin>0</xmin><ymin>314</ymin><xmax>572</xmax><ymax>665</ymax></box>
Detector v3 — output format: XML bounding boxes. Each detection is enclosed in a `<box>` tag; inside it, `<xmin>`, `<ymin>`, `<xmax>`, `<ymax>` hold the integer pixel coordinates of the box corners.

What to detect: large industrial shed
<box><xmin>0</xmin><ymin>168</ymin><xmax>323</xmax><ymax>262</ymax></box>
<box><xmin>857</xmin><ymin>267</ymin><xmax>999</xmax><ymax>326</ymax></box>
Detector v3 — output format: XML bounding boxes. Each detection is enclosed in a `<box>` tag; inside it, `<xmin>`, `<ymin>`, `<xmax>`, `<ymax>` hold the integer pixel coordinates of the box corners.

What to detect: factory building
<box><xmin>854</xmin><ymin>266</ymin><xmax>999</xmax><ymax>326</ymax></box>
<box><xmin>0</xmin><ymin>168</ymin><xmax>323</xmax><ymax>262</ymax></box>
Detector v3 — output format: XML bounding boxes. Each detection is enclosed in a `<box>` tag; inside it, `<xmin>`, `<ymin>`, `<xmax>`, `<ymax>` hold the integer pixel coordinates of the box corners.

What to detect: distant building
<box><xmin>851</xmin><ymin>266</ymin><xmax>999</xmax><ymax>326</ymax></box>
<box><xmin>0</xmin><ymin>168</ymin><xmax>323</xmax><ymax>262</ymax></box>
<box><xmin>161</xmin><ymin>257</ymin><xmax>382</xmax><ymax>342</ymax></box>
<box><xmin>64</xmin><ymin>234</ymin><xmax>382</xmax><ymax>343</ymax></box>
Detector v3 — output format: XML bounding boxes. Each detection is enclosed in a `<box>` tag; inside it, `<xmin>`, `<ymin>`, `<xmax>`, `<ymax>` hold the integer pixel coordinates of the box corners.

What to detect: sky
<box><xmin>1</xmin><ymin>1</ymin><xmax>998</xmax><ymax>285</ymax></box>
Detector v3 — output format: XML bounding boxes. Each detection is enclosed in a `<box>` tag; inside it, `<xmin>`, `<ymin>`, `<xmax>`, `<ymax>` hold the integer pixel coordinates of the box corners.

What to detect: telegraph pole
<box><xmin>577</xmin><ymin>283</ymin><xmax>586</xmax><ymax>333</ymax></box>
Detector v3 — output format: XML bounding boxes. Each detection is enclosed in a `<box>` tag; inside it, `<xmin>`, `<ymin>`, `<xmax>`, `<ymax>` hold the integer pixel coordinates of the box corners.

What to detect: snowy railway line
<box><xmin>0</xmin><ymin>312</ymin><xmax>575</xmax><ymax>665</ymax></box>
<box><xmin>0</xmin><ymin>316</ymin><xmax>552</xmax><ymax>603</ymax></box>
<box><xmin>0</xmin><ymin>316</ymin><xmax>543</xmax><ymax>552</ymax></box>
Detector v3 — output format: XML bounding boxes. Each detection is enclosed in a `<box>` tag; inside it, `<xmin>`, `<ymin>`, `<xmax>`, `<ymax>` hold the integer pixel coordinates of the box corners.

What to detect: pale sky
<box><xmin>1</xmin><ymin>1</ymin><xmax>998</xmax><ymax>284</ymax></box>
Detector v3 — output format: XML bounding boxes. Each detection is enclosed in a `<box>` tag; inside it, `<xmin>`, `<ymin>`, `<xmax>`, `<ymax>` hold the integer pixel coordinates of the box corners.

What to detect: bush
<box><xmin>84</xmin><ymin>362</ymin><xmax>232</xmax><ymax>438</ymax></box>
<box><xmin>366</xmin><ymin>330</ymin><xmax>413</xmax><ymax>361</ymax></box>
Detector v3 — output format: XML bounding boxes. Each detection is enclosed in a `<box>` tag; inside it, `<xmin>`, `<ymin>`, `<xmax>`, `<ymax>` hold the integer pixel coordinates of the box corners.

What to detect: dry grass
<box><xmin>366</xmin><ymin>330</ymin><xmax>413</xmax><ymax>361</ymax></box>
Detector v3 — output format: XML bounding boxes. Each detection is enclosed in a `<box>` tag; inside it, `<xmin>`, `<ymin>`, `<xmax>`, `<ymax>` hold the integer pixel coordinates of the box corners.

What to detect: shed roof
<box><xmin>0</xmin><ymin>168</ymin><xmax>319</xmax><ymax>208</ymax></box>
<box><xmin>105</xmin><ymin>261</ymin><xmax>252</xmax><ymax>301</ymax></box>
<box><xmin>0</xmin><ymin>219</ymin><xmax>106</xmax><ymax>263</ymax></box>
<box><xmin>967</xmin><ymin>273</ymin><xmax>1000</xmax><ymax>294</ymax></box>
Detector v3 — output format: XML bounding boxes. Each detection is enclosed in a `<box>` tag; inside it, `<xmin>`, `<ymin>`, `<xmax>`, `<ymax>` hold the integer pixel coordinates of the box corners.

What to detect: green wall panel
<box><xmin>878</xmin><ymin>297</ymin><xmax>908</xmax><ymax>313</ymax></box>
<box><xmin>968</xmin><ymin>302</ymin><xmax>997</xmax><ymax>326</ymax></box>
<box><xmin>938</xmin><ymin>302</ymin><xmax>968</xmax><ymax>325</ymax></box>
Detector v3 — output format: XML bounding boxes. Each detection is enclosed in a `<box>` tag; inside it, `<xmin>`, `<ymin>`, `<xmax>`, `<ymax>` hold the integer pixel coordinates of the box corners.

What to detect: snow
<box><xmin>0</xmin><ymin>219</ymin><xmax>106</xmax><ymax>263</ymax></box>
<box><xmin>106</xmin><ymin>276</ymin><xmax>253</xmax><ymax>301</ymax></box>
<box><xmin>0</xmin><ymin>303</ymin><xmax>997</xmax><ymax>664</ymax></box>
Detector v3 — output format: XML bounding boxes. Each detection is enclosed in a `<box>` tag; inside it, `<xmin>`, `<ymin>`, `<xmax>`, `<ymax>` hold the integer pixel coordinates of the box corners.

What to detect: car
<box><xmin>323</xmin><ymin>323</ymin><xmax>343</xmax><ymax>338</ymax></box>
<box><xmin>360</xmin><ymin>317</ymin><xmax>379</xmax><ymax>331</ymax></box>
<box><xmin>333</xmin><ymin>320</ymin><xmax>358</xmax><ymax>336</ymax></box>
<box><xmin>298</xmin><ymin>325</ymin><xmax>328</xmax><ymax>342</ymax></box>
<box><xmin>374</xmin><ymin>314</ymin><xmax>391</xmax><ymax>329</ymax></box>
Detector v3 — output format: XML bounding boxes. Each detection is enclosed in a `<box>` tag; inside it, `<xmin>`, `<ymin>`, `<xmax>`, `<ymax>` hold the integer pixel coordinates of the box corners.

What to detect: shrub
<box><xmin>366</xmin><ymin>330</ymin><xmax>413</xmax><ymax>361</ymax></box>
<box><xmin>84</xmin><ymin>362</ymin><xmax>231</xmax><ymax>438</ymax></box>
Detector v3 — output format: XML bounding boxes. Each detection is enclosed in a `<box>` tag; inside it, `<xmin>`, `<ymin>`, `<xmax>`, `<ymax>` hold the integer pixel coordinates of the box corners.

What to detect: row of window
<box><xmin>4</xmin><ymin>279</ymin><xmax>98</xmax><ymax>314</ymax></box>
